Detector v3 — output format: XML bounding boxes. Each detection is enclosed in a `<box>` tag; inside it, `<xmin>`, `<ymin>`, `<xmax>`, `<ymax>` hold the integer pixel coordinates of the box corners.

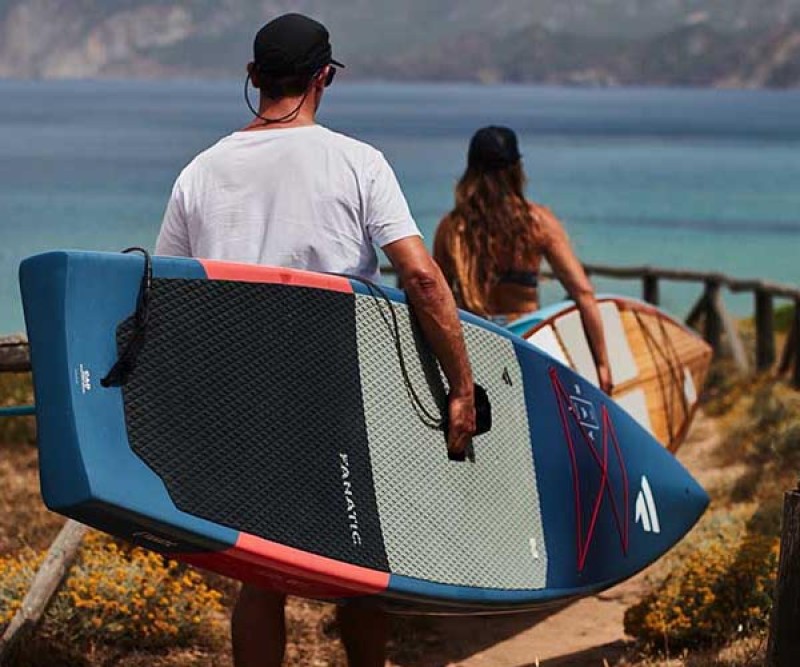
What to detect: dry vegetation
<box><xmin>617</xmin><ymin>346</ymin><xmax>800</xmax><ymax>666</ymax></box>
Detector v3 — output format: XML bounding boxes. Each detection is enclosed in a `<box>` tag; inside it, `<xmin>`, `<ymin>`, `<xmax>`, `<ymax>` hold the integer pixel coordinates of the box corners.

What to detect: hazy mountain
<box><xmin>1</xmin><ymin>0</ymin><xmax>800</xmax><ymax>86</ymax></box>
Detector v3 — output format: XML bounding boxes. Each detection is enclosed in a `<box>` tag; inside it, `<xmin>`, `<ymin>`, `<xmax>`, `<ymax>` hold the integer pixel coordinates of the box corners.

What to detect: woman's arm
<box><xmin>537</xmin><ymin>205</ymin><xmax>612</xmax><ymax>394</ymax></box>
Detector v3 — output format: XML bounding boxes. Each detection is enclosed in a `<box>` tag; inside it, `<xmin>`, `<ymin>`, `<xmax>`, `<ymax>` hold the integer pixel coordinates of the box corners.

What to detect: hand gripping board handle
<box><xmin>445</xmin><ymin>383</ymin><xmax>492</xmax><ymax>462</ymax></box>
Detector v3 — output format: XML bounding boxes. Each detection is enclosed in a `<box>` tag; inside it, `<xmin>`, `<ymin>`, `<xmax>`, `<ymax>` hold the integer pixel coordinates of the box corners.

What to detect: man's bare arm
<box><xmin>383</xmin><ymin>236</ymin><xmax>476</xmax><ymax>454</ymax></box>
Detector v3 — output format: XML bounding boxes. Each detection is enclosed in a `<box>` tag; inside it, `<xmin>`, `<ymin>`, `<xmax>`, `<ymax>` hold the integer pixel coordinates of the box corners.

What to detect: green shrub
<box><xmin>773</xmin><ymin>304</ymin><xmax>794</xmax><ymax>334</ymax></box>
<box><xmin>732</xmin><ymin>383</ymin><xmax>800</xmax><ymax>465</ymax></box>
<box><xmin>624</xmin><ymin>532</ymin><xmax>779</xmax><ymax>652</ymax></box>
<box><xmin>701</xmin><ymin>361</ymin><xmax>751</xmax><ymax>417</ymax></box>
<box><xmin>0</xmin><ymin>532</ymin><xmax>224</xmax><ymax>651</ymax></box>
<box><xmin>746</xmin><ymin>499</ymin><xmax>784</xmax><ymax>537</ymax></box>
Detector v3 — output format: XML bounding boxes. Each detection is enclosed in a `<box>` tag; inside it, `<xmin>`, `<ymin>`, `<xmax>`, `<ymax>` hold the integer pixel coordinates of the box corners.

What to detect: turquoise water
<box><xmin>1</xmin><ymin>79</ymin><xmax>799</xmax><ymax>331</ymax></box>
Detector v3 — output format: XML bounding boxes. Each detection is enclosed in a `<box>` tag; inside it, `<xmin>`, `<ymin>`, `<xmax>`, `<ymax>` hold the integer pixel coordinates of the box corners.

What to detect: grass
<box><xmin>773</xmin><ymin>304</ymin><xmax>795</xmax><ymax>334</ymax></box>
<box><xmin>617</xmin><ymin>634</ymin><xmax>767</xmax><ymax>666</ymax></box>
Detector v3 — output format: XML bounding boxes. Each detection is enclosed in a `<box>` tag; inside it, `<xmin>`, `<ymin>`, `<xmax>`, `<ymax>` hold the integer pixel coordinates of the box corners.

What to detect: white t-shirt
<box><xmin>156</xmin><ymin>124</ymin><xmax>421</xmax><ymax>281</ymax></box>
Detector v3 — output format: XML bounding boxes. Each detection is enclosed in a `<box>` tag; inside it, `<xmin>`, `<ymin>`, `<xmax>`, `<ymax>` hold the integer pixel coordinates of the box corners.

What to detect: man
<box><xmin>155</xmin><ymin>13</ymin><xmax>476</xmax><ymax>667</ymax></box>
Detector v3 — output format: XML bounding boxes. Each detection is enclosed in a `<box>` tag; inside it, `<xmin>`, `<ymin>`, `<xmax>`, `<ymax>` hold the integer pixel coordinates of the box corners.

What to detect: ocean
<box><xmin>1</xmin><ymin>79</ymin><xmax>799</xmax><ymax>332</ymax></box>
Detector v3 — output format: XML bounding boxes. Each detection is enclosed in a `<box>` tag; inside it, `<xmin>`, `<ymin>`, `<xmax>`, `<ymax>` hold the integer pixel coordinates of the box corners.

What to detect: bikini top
<box><xmin>497</xmin><ymin>269</ymin><xmax>538</xmax><ymax>288</ymax></box>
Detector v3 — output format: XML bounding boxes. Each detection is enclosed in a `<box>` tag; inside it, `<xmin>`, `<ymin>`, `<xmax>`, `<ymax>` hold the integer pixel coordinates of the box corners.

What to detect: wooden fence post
<box><xmin>755</xmin><ymin>289</ymin><xmax>776</xmax><ymax>372</ymax></box>
<box><xmin>792</xmin><ymin>300</ymin><xmax>800</xmax><ymax>390</ymax></box>
<box><xmin>642</xmin><ymin>273</ymin><xmax>660</xmax><ymax>306</ymax></box>
<box><xmin>779</xmin><ymin>314</ymin><xmax>796</xmax><ymax>377</ymax></box>
<box><xmin>703</xmin><ymin>280</ymin><xmax>723</xmax><ymax>355</ymax></box>
<box><xmin>0</xmin><ymin>520</ymin><xmax>88</xmax><ymax>662</ymax></box>
<box><xmin>0</xmin><ymin>335</ymin><xmax>30</xmax><ymax>373</ymax></box>
<box><xmin>685</xmin><ymin>291</ymin><xmax>708</xmax><ymax>331</ymax></box>
<box><xmin>767</xmin><ymin>487</ymin><xmax>800</xmax><ymax>666</ymax></box>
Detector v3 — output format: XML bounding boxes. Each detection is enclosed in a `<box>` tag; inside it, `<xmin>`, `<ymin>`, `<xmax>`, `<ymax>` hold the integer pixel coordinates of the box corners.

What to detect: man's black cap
<box><xmin>468</xmin><ymin>126</ymin><xmax>522</xmax><ymax>171</ymax></box>
<box><xmin>253</xmin><ymin>13</ymin><xmax>344</xmax><ymax>76</ymax></box>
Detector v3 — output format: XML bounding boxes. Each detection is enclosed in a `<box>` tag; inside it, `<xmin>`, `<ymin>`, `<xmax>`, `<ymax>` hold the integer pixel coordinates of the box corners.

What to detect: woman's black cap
<box><xmin>468</xmin><ymin>126</ymin><xmax>522</xmax><ymax>171</ymax></box>
<box><xmin>253</xmin><ymin>13</ymin><xmax>345</xmax><ymax>76</ymax></box>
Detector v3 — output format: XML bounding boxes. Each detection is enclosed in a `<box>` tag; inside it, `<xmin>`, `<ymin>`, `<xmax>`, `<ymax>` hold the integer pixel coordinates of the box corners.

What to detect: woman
<box><xmin>434</xmin><ymin>125</ymin><xmax>612</xmax><ymax>394</ymax></box>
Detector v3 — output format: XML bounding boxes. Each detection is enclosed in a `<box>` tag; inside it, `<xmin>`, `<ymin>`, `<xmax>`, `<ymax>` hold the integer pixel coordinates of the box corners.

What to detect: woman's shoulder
<box><xmin>528</xmin><ymin>201</ymin><xmax>557</xmax><ymax>223</ymax></box>
<box><xmin>528</xmin><ymin>201</ymin><xmax>568</xmax><ymax>244</ymax></box>
<box><xmin>434</xmin><ymin>210</ymin><xmax>464</xmax><ymax>238</ymax></box>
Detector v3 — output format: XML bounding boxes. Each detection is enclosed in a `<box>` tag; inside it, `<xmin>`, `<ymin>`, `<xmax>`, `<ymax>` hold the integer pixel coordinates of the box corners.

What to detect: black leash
<box><xmin>335</xmin><ymin>273</ymin><xmax>445</xmax><ymax>430</ymax></box>
<box><xmin>101</xmin><ymin>248</ymin><xmax>152</xmax><ymax>388</ymax></box>
<box><xmin>335</xmin><ymin>273</ymin><xmax>492</xmax><ymax>458</ymax></box>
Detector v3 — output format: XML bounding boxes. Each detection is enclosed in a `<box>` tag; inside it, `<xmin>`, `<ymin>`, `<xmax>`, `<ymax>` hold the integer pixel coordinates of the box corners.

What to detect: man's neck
<box><xmin>242</xmin><ymin>94</ymin><xmax>317</xmax><ymax>131</ymax></box>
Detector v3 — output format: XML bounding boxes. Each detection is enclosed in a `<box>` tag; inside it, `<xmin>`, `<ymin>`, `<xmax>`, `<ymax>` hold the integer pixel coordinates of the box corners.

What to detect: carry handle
<box><xmin>445</xmin><ymin>383</ymin><xmax>492</xmax><ymax>463</ymax></box>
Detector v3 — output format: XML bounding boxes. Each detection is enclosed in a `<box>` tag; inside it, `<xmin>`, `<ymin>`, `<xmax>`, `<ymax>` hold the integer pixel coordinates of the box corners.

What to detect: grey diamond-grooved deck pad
<box><xmin>354</xmin><ymin>294</ymin><xmax>547</xmax><ymax>589</ymax></box>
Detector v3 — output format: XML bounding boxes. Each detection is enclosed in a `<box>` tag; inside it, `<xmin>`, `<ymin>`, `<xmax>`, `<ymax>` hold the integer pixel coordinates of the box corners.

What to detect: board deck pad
<box><xmin>354</xmin><ymin>295</ymin><xmax>547</xmax><ymax>589</ymax></box>
<box><xmin>118</xmin><ymin>279</ymin><xmax>388</xmax><ymax>571</ymax></box>
<box><xmin>20</xmin><ymin>251</ymin><xmax>709</xmax><ymax>613</ymax></box>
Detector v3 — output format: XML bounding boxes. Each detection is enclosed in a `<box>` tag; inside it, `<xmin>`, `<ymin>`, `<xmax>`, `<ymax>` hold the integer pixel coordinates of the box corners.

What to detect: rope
<box><xmin>101</xmin><ymin>248</ymin><xmax>152</xmax><ymax>388</ymax></box>
<box><xmin>333</xmin><ymin>273</ymin><xmax>492</xmax><ymax>461</ymax></box>
<box><xmin>657</xmin><ymin>315</ymin><xmax>691</xmax><ymax>421</ymax></box>
<box><xmin>634</xmin><ymin>311</ymin><xmax>679</xmax><ymax>447</ymax></box>
<box><xmin>334</xmin><ymin>273</ymin><xmax>445</xmax><ymax>431</ymax></box>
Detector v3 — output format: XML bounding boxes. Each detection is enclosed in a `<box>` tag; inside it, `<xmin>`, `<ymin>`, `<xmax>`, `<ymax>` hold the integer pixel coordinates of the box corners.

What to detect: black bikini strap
<box><xmin>498</xmin><ymin>270</ymin><xmax>538</xmax><ymax>288</ymax></box>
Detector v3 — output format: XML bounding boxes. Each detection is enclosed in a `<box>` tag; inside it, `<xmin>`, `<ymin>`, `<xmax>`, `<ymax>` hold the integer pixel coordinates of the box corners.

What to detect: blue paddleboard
<box><xmin>20</xmin><ymin>251</ymin><xmax>708</xmax><ymax>613</ymax></box>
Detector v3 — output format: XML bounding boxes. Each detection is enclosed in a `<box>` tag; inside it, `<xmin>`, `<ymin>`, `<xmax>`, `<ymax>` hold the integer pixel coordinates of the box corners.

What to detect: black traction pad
<box><xmin>117</xmin><ymin>278</ymin><xmax>389</xmax><ymax>571</ymax></box>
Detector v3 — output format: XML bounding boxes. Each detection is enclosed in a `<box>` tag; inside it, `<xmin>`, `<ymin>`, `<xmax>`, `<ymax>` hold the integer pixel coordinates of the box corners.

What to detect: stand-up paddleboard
<box><xmin>20</xmin><ymin>251</ymin><xmax>708</xmax><ymax>614</ymax></box>
<box><xmin>507</xmin><ymin>297</ymin><xmax>712</xmax><ymax>452</ymax></box>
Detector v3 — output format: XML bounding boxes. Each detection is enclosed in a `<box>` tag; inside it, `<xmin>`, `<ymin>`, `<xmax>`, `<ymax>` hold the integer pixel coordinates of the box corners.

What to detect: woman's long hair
<box><xmin>446</xmin><ymin>157</ymin><xmax>541</xmax><ymax>316</ymax></box>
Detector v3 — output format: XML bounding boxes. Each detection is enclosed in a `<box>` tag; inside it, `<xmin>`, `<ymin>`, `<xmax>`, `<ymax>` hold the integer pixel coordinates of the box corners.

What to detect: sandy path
<box><xmin>389</xmin><ymin>413</ymin><xmax>722</xmax><ymax>667</ymax></box>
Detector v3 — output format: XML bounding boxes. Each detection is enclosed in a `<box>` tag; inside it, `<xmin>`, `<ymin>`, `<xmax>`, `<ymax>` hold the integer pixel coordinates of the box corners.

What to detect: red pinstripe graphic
<box><xmin>549</xmin><ymin>367</ymin><xmax>629</xmax><ymax>572</ymax></box>
<box><xmin>173</xmin><ymin>533</ymin><xmax>389</xmax><ymax>598</ymax></box>
<box><xmin>200</xmin><ymin>260</ymin><xmax>353</xmax><ymax>294</ymax></box>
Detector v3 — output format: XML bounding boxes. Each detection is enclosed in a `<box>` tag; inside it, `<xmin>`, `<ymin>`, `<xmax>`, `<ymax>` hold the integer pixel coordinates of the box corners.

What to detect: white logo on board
<box><xmin>569</xmin><ymin>384</ymin><xmax>599</xmax><ymax>440</ymax></box>
<box><xmin>131</xmin><ymin>531</ymin><xmax>178</xmax><ymax>549</ymax></box>
<box><xmin>339</xmin><ymin>453</ymin><xmax>362</xmax><ymax>546</ymax></box>
<box><xmin>635</xmin><ymin>475</ymin><xmax>661</xmax><ymax>534</ymax></box>
<box><xmin>529</xmin><ymin>537</ymin><xmax>540</xmax><ymax>560</ymax></box>
<box><xmin>78</xmin><ymin>364</ymin><xmax>92</xmax><ymax>394</ymax></box>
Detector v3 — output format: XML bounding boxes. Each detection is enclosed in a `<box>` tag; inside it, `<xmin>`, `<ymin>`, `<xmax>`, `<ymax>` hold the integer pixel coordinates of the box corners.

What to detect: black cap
<box><xmin>468</xmin><ymin>126</ymin><xmax>521</xmax><ymax>171</ymax></box>
<box><xmin>253</xmin><ymin>13</ymin><xmax>344</xmax><ymax>76</ymax></box>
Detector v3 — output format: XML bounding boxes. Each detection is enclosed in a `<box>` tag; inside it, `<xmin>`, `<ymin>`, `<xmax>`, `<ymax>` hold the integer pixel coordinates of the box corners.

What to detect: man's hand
<box><xmin>447</xmin><ymin>390</ymin><xmax>477</xmax><ymax>456</ymax></box>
